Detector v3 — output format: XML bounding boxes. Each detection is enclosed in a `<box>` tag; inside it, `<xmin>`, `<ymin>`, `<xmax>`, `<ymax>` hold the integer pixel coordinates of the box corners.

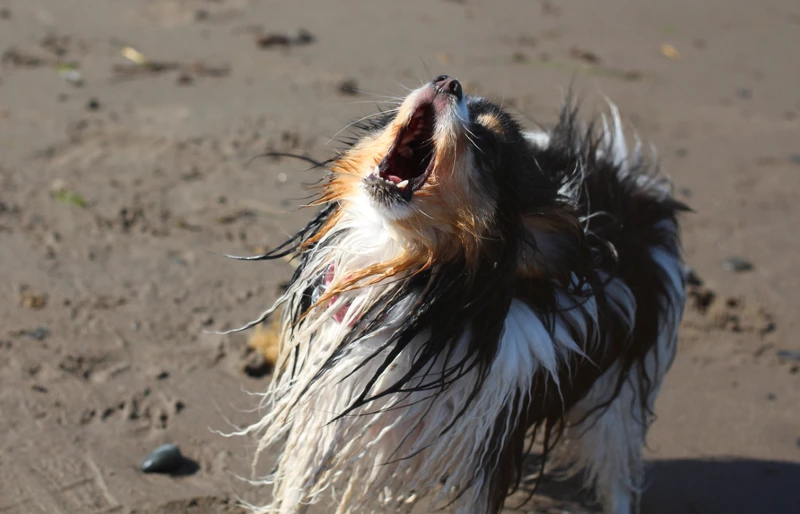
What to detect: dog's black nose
<box><xmin>433</xmin><ymin>75</ymin><xmax>462</xmax><ymax>101</ymax></box>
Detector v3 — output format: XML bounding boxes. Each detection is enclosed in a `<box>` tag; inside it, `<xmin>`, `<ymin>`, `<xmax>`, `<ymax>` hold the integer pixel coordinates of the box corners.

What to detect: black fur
<box><xmin>236</xmin><ymin>93</ymin><xmax>687</xmax><ymax>512</ymax></box>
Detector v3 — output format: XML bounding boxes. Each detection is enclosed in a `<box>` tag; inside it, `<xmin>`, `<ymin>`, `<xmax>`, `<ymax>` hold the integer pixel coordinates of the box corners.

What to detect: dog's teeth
<box><xmin>396</xmin><ymin>180</ymin><xmax>409</xmax><ymax>189</ymax></box>
<box><xmin>373</xmin><ymin>165</ymin><xmax>380</xmax><ymax>174</ymax></box>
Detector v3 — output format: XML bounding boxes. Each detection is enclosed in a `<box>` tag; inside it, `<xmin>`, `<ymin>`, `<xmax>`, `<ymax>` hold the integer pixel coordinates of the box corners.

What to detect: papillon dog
<box><xmin>225</xmin><ymin>75</ymin><xmax>688</xmax><ymax>514</ymax></box>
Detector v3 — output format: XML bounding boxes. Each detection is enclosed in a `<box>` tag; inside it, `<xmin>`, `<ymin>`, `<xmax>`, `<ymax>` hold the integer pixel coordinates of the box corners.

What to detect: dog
<box><xmin>226</xmin><ymin>75</ymin><xmax>688</xmax><ymax>514</ymax></box>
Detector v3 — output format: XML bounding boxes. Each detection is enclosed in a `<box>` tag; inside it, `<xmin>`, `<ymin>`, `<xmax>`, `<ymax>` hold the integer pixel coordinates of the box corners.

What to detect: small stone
<box><xmin>736</xmin><ymin>88</ymin><xmax>752</xmax><ymax>100</ymax></box>
<box><xmin>141</xmin><ymin>443</ymin><xmax>183</xmax><ymax>473</ymax></box>
<box><xmin>20</xmin><ymin>288</ymin><xmax>48</xmax><ymax>309</ymax></box>
<box><xmin>256</xmin><ymin>33</ymin><xmax>291</xmax><ymax>48</ymax></box>
<box><xmin>766</xmin><ymin>393</ymin><xmax>776</xmax><ymax>401</ymax></box>
<box><xmin>63</xmin><ymin>69</ymin><xmax>84</xmax><ymax>87</ymax></box>
<box><xmin>295</xmin><ymin>29</ymin><xmax>315</xmax><ymax>45</ymax></box>
<box><xmin>337</xmin><ymin>78</ymin><xmax>359</xmax><ymax>96</ymax></box>
<box><xmin>569</xmin><ymin>46</ymin><xmax>601</xmax><ymax>64</ymax></box>
<box><xmin>79</xmin><ymin>408</ymin><xmax>96</xmax><ymax>425</ymax></box>
<box><xmin>686</xmin><ymin>268</ymin><xmax>703</xmax><ymax>287</ymax></box>
<box><xmin>176</xmin><ymin>73</ymin><xmax>193</xmax><ymax>86</ymax></box>
<box><xmin>789</xmin><ymin>153</ymin><xmax>800</xmax><ymax>165</ymax></box>
<box><xmin>87</xmin><ymin>98</ymin><xmax>101</xmax><ymax>111</ymax></box>
<box><xmin>776</xmin><ymin>350</ymin><xmax>800</xmax><ymax>363</ymax></box>
<box><xmin>760</xmin><ymin>321</ymin><xmax>776</xmax><ymax>335</ymax></box>
<box><xmin>721</xmin><ymin>257</ymin><xmax>753</xmax><ymax>272</ymax></box>
<box><xmin>49</xmin><ymin>179</ymin><xmax>69</xmax><ymax>195</ymax></box>
<box><xmin>675</xmin><ymin>148</ymin><xmax>689</xmax><ymax>158</ymax></box>
<box><xmin>511</xmin><ymin>51</ymin><xmax>528</xmax><ymax>63</ymax></box>
<box><xmin>28</xmin><ymin>327</ymin><xmax>50</xmax><ymax>341</ymax></box>
<box><xmin>156</xmin><ymin>371</ymin><xmax>170</xmax><ymax>380</ymax></box>
<box><xmin>0</xmin><ymin>8</ymin><xmax>11</xmax><ymax>20</ymax></box>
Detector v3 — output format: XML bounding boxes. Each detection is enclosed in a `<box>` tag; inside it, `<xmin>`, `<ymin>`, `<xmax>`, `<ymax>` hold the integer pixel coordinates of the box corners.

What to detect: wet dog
<box><xmin>226</xmin><ymin>75</ymin><xmax>688</xmax><ymax>514</ymax></box>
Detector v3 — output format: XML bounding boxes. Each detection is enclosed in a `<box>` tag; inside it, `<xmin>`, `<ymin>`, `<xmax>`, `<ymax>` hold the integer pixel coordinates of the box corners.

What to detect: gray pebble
<box><xmin>721</xmin><ymin>257</ymin><xmax>753</xmax><ymax>272</ymax></box>
<box><xmin>789</xmin><ymin>153</ymin><xmax>800</xmax><ymax>165</ymax></box>
<box><xmin>777</xmin><ymin>350</ymin><xmax>800</xmax><ymax>363</ymax></box>
<box><xmin>28</xmin><ymin>327</ymin><xmax>50</xmax><ymax>341</ymax></box>
<box><xmin>141</xmin><ymin>443</ymin><xmax>183</xmax><ymax>473</ymax></box>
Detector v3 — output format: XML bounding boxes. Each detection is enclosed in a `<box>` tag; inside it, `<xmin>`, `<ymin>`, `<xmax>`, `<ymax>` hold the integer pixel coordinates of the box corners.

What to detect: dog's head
<box><xmin>325</xmin><ymin>75</ymin><xmax>571</xmax><ymax>266</ymax></box>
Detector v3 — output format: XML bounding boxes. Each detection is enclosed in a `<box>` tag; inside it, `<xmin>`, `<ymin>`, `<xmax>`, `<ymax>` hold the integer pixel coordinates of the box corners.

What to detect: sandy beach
<box><xmin>1</xmin><ymin>1</ymin><xmax>798</xmax><ymax>512</ymax></box>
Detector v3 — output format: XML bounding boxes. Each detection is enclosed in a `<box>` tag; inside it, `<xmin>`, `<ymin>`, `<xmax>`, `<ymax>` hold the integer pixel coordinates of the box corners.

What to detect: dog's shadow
<box><xmin>513</xmin><ymin>458</ymin><xmax>800</xmax><ymax>514</ymax></box>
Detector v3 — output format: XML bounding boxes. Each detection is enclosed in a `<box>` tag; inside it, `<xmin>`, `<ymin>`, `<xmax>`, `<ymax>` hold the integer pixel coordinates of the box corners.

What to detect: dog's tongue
<box><xmin>324</xmin><ymin>263</ymin><xmax>354</xmax><ymax>325</ymax></box>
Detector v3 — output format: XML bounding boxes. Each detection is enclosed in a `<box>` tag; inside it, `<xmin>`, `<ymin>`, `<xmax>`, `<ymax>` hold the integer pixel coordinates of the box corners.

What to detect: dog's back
<box><xmin>517</xmin><ymin>105</ymin><xmax>688</xmax><ymax>514</ymax></box>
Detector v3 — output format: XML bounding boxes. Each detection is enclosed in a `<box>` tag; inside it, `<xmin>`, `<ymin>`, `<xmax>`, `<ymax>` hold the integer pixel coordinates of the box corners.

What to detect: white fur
<box><xmin>551</xmin><ymin>112</ymin><xmax>686</xmax><ymax>513</ymax></box>
<box><xmin>239</xmin><ymin>207</ymin><xmax>609</xmax><ymax>513</ymax></box>
<box><xmin>234</xmin><ymin>103</ymin><xmax>685</xmax><ymax>514</ymax></box>
<box><xmin>524</xmin><ymin>130</ymin><xmax>552</xmax><ymax>149</ymax></box>
<box><xmin>235</xmin><ymin>215</ymin><xmax>659</xmax><ymax>514</ymax></box>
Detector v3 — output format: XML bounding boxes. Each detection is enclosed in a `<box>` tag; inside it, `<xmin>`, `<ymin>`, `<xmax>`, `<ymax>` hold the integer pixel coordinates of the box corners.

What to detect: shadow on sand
<box><xmin>641</xmin><ymin>458</ymin><xmax>800</xmax><ymax>514</ymax></box>
<box><xmin>526</xmin><ymin>458</ymin><xmax>800</xmax><ymax>514</ymax></box>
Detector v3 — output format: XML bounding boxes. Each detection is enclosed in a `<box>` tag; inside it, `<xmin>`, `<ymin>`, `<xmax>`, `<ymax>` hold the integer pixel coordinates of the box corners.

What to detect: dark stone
<box><xmin>721</xmin><ymin>257</ymin><xmax>753</xmax><ymax>272</ymax></box>
<box><xmin>776</xmin><ymin>350</ymin><xmax>800</xmax><ymax>363</ymax></box>
<box><xmin>141</xmin><ymin>444</ymin><xmax>183</xmax><ymax>473</ymax></box>
<box><xmin>337</xmin><ymin>79</ymin><xmax>359</xmax><ymax>96</ymax></box>
<box><xmin>28</xmin><ymin>327</ymin><xmax>50</xmax><ymax>341</ymax></box>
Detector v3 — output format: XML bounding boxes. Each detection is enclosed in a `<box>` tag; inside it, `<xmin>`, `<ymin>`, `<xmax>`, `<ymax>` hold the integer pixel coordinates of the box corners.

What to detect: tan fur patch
<box><xmin>476</xmin><ymin>113</ymin><xmax>504</xmax><ymax>135</ymax></box>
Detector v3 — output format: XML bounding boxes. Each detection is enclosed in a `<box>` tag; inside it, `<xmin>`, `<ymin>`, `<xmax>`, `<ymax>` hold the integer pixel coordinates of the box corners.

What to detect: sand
<box><xmin>1</xmin><ymin>0</ymin><xmax>798</xmax><ymax>512</ymax></box>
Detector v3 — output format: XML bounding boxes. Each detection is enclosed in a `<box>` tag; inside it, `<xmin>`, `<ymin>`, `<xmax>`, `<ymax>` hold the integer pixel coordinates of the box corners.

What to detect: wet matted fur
<box><xmin>220</xmin><ymin>77</ymin><xmax>688</xmax><ymax>514</ymax></box>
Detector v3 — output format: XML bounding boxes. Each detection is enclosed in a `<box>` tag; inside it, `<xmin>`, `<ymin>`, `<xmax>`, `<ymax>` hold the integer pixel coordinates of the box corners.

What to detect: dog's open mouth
<box><xmin>366</xmin><ymin>103</ymin><xmax>436</xmax><ymax>202</ymax></box>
